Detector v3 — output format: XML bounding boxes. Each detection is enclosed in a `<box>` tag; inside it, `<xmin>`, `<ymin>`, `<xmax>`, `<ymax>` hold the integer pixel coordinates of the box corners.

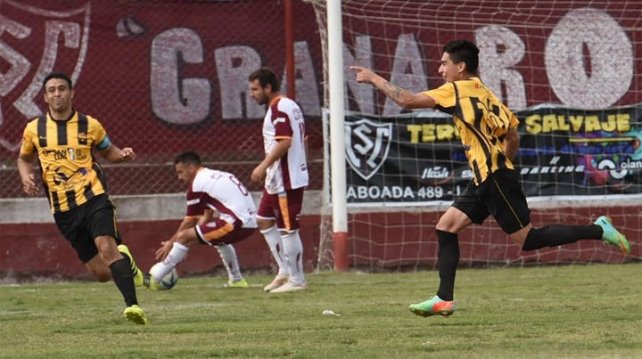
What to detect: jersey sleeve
<box><xmin>185</xmin><ymin>190</ymin><xmax>203</xmax><ymax>217</ymax></box>
<box><xmin>422</xmin><ymin>83</ymin><xmax>456</xmax><ymax>111</ymax></box>
<box><xmin>273</xmin><ymin>101</ymin><xmax>294</xmax><ymax>140</ymax></box>
<box><xmin>273</xmin><ymin>113</ymin><xmax>293</xmax><ymax>140</ymax></box>
<box><xmin>90</xmin><ymin>117</ymin><xmax>111</xmax><ymax>150</ymax></box>
<box><xmin>506</xmin><ymin>107</ymin><xmax>520</xmax><ymax>130</ymax></box>
<box><xmin>19</xmin><ymin>122</ymin><xmax>36</xmax><ymax>155</ymax></box>
<box><xmin>185</xmin><ymin>183</ymin><xmax>207</xmax><ymax>217</ymax></box>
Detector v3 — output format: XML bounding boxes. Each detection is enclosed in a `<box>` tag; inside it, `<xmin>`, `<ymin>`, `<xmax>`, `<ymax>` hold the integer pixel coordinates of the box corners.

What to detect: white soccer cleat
<box><xmin>263</xmin><ymin>275</ymin><xmax>289</xmax><ymax>292</ymax></box>
<box><xmin>269</xmin><ymin>282</ymin><xmax>307</xmax><ymax>293</ymax></box>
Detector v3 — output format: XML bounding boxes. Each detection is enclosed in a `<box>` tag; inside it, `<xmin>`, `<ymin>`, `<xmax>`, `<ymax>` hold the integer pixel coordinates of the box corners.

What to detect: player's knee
<box><xmin>436</xmin><ymin>216</ymin><xmax>459</xmax><ymax>233</ymax></box>
<box><xmin>435</xmin><ymin>218</ymin><xmax>449</xmax><ymax>232</ymax></box>
<box><xmin>509</xmin><ymin>226</ymin><xmax>530</xmax><ymax>246</ymax></box>
<box><xmin>257</xmin><ymin>217</ymin><xmax>275</xmax><ymax>230</ymax></box>
<box><xmin>176</xmin><ymin>230</ymin><xmax>197</xmax><ymax>246</ymax></box>
<box><xmin>95</xmin><ymin>235</ymin><xmax>117</xmax><ymax>254</ymax></box>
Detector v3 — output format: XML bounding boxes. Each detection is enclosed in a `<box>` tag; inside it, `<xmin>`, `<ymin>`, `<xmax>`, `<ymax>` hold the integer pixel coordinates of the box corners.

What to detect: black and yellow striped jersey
<box><xmin>20</xmin><ymin>111</ymin><xmax>112</xmax><ymax>213</ymax></box>
<box><xmin>423</xmin><ymin>77</ymin><xmax>519</xmax><ymax>184</ymax></box>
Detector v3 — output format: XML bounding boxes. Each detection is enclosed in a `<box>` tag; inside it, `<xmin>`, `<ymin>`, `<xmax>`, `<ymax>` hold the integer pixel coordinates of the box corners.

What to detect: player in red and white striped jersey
<box><xmin>249</xmin><ymin>67</ymin><xmax>309</xmax><ymax>293</ymax></box>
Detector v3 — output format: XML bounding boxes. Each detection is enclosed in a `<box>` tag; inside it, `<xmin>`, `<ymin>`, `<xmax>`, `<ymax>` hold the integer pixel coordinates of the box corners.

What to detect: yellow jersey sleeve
<box><xmin>423</xmin><ymin>83</ymin><xmax>456</xmax><ymax>110</ymax></box>
<box><xmin>89</xmin><ymin>116</ymin><xmax>110</xmax><ymax>150</ymax></box>
<box><xmin>507</xmin><ymin>108</ymin><xmax>519</xmax><ymax>130</ymax></box>
<box><xmin>19</xmin><ymin>120</ymin><xmax>37</xmax><ymax>155</ymax></box>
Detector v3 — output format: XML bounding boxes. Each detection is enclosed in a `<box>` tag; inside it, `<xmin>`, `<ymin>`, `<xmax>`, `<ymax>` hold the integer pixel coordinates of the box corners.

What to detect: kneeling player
<box><xmin>146</xmin><ymin>151</ymin><xmax>257</xmax><ymax>289</ymax></box>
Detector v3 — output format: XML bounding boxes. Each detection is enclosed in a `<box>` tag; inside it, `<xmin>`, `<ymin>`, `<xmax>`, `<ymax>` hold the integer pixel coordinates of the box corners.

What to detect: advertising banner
<box><xmin>344</xmin><ymin>105</ymin><xmax>642</xmax><ymax>203</ymax></box>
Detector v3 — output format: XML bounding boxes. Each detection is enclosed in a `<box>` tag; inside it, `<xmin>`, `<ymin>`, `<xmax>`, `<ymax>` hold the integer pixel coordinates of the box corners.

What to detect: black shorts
<box><xmin>53</xmin><ymin>194</ymin><xmax>122</xmax><ymax>263</ymax></box>
<box><xmin>452</xmin><ymin>168</ymin><xmax>531</xmax><ymax>234</ymax></box>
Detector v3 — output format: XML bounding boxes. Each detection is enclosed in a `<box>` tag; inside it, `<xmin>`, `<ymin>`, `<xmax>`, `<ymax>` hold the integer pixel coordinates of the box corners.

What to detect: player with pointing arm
<box><xmin>351</xmin><ymin>40</ymin><xmax>630</xmax><ymax>317</ymax></box>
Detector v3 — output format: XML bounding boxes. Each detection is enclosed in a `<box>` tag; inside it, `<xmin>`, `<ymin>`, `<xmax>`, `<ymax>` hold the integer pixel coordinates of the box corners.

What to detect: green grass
<box><xmin>2</xmin><ymin>264</ymin><xmax>642</xmax><ymax>359</ymax></box>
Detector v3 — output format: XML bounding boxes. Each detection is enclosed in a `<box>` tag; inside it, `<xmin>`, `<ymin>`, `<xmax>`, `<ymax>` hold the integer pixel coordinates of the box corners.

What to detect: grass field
<box><xmin>2</xmin><ymin>263</ymin><xmax>642</xmax><ymax>359</ymax></box>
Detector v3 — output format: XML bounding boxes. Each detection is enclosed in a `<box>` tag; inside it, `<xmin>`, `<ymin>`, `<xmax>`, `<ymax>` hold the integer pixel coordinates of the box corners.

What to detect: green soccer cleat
<box><xmin>409</xmin><ymin>295</ymin><xmax>455</xmax><ymax>317</ymax></box>
<box><xmin>123</xmin><ymin>304</ymin><xmax>147</xmax><ymax>325</ymax></box>
<box><xmin>143</xmin><ymin>273</ymin><xmax>161</xmax><ymax>291</ymax></box>
<box><xmin>118</xmin><ymin>244</ymin><xmax>144</xmax><ymax>287</ymax></box>
<box><xmin>594</xmin><ymin>216</ymin><xmax>631</xmax><ymax>255</ymax></box>
<box><xmin>224</xmin><ymin>278</ymin><xmax>249</xmax><ymax>288</ymax></box>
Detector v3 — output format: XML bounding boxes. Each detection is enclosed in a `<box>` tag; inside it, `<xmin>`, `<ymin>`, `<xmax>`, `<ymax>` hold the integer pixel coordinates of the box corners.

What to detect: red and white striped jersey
<box><xmin>262</xmin><ymin>96</ymin><xmax>309</xmax><ymax>194</ymax></box>
<box><xmin>186</xmin><ymin>168</ymin><xmax>257</xmax><ymax>228</ymax></box>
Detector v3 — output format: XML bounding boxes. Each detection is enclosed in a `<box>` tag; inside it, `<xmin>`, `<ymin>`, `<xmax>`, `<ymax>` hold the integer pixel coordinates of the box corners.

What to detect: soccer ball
<box><xmin>150</xmin><ymin>263</ymin><xmax>179</xmax><ymax>290</ymax></box>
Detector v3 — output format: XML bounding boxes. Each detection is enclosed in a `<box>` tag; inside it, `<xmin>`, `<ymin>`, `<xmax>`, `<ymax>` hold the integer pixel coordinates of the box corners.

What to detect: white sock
<box><xmin>150</xmin><ymin>242</ymin><xmax>189</xmax><ymax>281</ymax></box>
<box><xmin>216</xmin><ymin>244</ymin><xmax>243</xmax><ymax>282</ymax></box>
<box><xmin>261</xmin><ymin>226</ymin><xmax>288</xmax><ymax>277</ymax></box>
<box><xmin>282</xmin><ymin>231</ymin><xmax>305</xmax><ymax>285</ymax></box>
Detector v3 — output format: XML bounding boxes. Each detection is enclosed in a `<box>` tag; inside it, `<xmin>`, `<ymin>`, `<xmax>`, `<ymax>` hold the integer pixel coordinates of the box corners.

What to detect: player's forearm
<box><xmin>17</xmin><ymin>155</ymin><xmax>35</xmax><ymax>179</ymax></box>
<box><xmin>352</xmin><ymin>65</ymin><xmax>434</xmax><ymax>109</ymax></box>
<box><xmin>101</xmin><ymin>145</ymin><xmax>124</xmax><ymax>163</ymax></box>
<box><xmin>504</xmin><ymin>128</ymin><xmax>520</xmax><ymax>161</ymax></box>
<box><xmin>370</xmin><ymin>76</ymin><xmax>415</xmax><ymax>108</ymax></box>
<box><xmin>100</xmin><ymin>145</ymin><xmax>135</xmax><ymax>163</ymax></box>
<box><xmin>178</xmin><ymin>217</ymin><xmax>198</xmax><ymax>232</ymax></box>
<box><xmin>17</xmin><ymin>154</ymin><xmax>40</xmax><ymax>195</ymax></box>
<box><xmin>372</xmin><ymin>76</ymin><xmax>435</xmax><ymax>109</ymax></box>
<box><xmin>169</xmin><ymin>217</ymin><xmax>198</xmax><ymax>243</ymax></box>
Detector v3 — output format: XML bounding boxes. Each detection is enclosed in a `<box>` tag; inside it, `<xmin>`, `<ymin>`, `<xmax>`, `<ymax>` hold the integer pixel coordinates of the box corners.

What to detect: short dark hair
<box><xmin>174</xmin><ymin>151</ymin><xmax>201</xmax><ymax>166</ymax></box>
<box><xmin>43</xmin><ymin>72</ymin><xmax>73</xmax><ymax>90</ymax></box>
<box><xmin>443</xmin><ymin>40</ymin><xmax>479</xmax><ymax>75</ymax></box>
<box><xmin>248</xmin><ymin>67</ymin><xmax>280</xmax><ymax>92</ymax></box>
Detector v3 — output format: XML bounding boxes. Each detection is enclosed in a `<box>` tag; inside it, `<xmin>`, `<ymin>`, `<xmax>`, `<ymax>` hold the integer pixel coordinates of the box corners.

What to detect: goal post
<box><xmin>308</xmin><ymin>0</ymin><xmax>642</xmax><ymax>271</ymax></box>
<box><xmin>327</xmin><ymin>0</ymin><xmax>349</xmax><ymax>271</ymax></box>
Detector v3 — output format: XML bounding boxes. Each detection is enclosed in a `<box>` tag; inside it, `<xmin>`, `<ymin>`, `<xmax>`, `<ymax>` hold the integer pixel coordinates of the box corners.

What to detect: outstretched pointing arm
<box><xmin>350</xmin><ymin>66</ymin><xmax>436</xmax><ymax>110</ymax></box>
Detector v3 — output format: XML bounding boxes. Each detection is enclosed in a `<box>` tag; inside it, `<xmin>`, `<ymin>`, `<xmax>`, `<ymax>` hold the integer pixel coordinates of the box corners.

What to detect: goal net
<box><xmin>308</xmin><ymin>0</ymin><xmax>642</xmax><ymax>270</ymax></box>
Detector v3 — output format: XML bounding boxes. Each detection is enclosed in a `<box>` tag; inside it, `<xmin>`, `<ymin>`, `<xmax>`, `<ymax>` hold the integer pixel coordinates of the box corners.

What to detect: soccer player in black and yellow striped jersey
<box><xmin>17</xmin><ymin>72</ymin><xmax>147</xmax><ymax>325</ymax></box>
<box><xmin>352</xmin><ymin>40</ymin><xmax>630</xmax><ymax>317</ymax></box>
